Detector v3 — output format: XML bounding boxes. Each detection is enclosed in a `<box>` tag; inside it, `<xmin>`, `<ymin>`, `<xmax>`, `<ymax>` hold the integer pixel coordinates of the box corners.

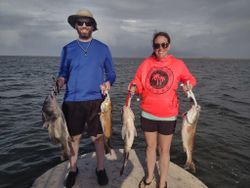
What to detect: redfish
<box><xmin>120</xmin><ymin>92</ymin><xmax>137</xmax><ymax>175</ymax></box>
<box><xmin>42</xmin><ymin>92</ymin><xmax>70</xmax><ymax>161</ymax></box>
<box><xmin>181</xmin><ymin>88</ymin><xmax>201</xmax><ymax>173</ymax></box>
<box><xmin>100</xmin><ymin>92</ymin><xmax>112</xmax><ymax>154</ymax></box>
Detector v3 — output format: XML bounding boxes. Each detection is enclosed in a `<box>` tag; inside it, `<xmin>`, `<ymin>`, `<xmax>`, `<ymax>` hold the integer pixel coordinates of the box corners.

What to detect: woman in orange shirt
<box><xmin>129</xmin><ymin>32</ymin><xmax>196</xmax><ymax>188</ymax></box>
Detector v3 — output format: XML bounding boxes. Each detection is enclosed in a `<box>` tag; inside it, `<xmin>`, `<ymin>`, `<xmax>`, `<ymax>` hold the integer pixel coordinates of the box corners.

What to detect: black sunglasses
<box><xmin>76</xmin><ymin>20</ymin><xmax>93</xmax><ymax>27</ymax></box>
<box><xmin>153</xmin><ymin>42</ymin><xmax>169</xmax><ymax>49</ymax></box>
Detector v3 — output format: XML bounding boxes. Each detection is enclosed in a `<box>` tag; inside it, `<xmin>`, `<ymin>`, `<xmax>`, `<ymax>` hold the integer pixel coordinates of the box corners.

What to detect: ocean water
<box><xmin>0</xmin><ymin>56</ymin><xmax>250</xmax><ymax>188</ymax></box>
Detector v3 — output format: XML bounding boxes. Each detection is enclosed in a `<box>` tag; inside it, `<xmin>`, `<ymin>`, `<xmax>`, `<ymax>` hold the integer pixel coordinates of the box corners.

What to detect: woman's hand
<box><xmin>128</xmin><ymin>83</ymin><xmax>137</xmax><ymax>95</ymax></box>
<box><xmin>181</xmin><ymin>81</ymin><xmax>193</xmax><ymax>95</ymax></box>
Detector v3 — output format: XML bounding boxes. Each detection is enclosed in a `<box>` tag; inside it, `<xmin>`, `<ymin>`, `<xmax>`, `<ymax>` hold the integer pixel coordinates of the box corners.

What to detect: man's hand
<box><xmin>56</xmin><ymin>77</ymin><xmax>65</xmax><ymax>90</ymax></box>
<box><xmin>100</xmin><ymin>81</ymin><xmax>110</xmax><ymax>95</ymax></box>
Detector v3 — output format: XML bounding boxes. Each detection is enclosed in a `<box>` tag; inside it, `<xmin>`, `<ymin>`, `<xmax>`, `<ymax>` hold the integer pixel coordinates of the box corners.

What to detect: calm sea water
<box><xmin>0</xmin><ymin>56</ymin><xmax>250</xmax><ymax>188</ymax></box>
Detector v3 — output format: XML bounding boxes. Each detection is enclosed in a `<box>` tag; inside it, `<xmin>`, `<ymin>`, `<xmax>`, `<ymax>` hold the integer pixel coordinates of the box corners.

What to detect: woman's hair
<box><xmin>152</xmin><ymin>31</ymin><xmax>171</xmax><ymax>44</ymax></box>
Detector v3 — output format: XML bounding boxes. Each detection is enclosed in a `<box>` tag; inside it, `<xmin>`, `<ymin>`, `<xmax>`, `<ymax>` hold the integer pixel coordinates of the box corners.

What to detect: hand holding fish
<box><xmin>56</xmin><ymin>77</ymin><xmax>65</xmax><ymax>89</ymax></box>
<box><xmin>181</xmin><ymin>81</ymin><xmax>193</xmax><ymax>95</ymax></box>
<box><xmin>100</xmin><ymin>81</ymin><xmax>110</xmax><ymax>95</ymax></box>
<box><xmin>128</xmin><ymin>83</ymin><xmax>137</xmax><ymax>95</ymax></box>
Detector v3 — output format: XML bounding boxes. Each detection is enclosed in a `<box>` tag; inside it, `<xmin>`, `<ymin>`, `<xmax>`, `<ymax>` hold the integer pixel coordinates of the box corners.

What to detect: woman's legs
<box><xmin>144</xmin><ymin>131</ymin><xmax>158</xmax><ymax>183</ymax></box>
<box><xmin>158</xmin><ymin>133</ymin><xmax>173</xmax><ymax>188</ymax></box>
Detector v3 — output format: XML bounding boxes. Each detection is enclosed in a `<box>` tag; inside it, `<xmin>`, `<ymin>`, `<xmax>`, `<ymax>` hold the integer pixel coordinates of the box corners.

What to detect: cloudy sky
<box><xmin>0</xmin><ymin>0</ymin><xmax>249</xmax><ymax>58</ymax></box>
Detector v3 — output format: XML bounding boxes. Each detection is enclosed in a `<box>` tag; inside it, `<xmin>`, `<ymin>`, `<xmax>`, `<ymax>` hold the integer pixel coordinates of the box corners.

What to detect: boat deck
<box><xmin>31</xmin><ymin>149</ymin><xmax>207</xmax><ymax>188</ymax></box>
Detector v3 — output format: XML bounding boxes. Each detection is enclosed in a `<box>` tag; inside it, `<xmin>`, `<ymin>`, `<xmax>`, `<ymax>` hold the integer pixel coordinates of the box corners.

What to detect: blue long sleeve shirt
<box><xmin>58</xmin><ymin>39</ymin><xmax>116</xmax><ymax>101</ymax></box>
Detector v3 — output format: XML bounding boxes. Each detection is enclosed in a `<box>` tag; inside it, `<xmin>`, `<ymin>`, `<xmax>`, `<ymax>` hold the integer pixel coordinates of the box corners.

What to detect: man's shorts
<box><xmin>62</xmin><ymin>99</ymin><xmax>103</xmax><ymax>137</ymax></box>
<box><xmin>141</xmin><ymin>116</ymin><xmax>177</xmax><ymax>135</ymax></box>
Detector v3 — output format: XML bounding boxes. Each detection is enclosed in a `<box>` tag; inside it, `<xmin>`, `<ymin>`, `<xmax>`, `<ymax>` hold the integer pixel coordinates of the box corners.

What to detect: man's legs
<box><xmin>93</xmin><ymin>134</ymin><xmax>108</xmax><ymax>185</ymax></box>
<box><xmin>94</xmin><ymin>134</ymin><xmax>105</xmax><ymax>170</ymax></box>
<box><xmin>69</xmin><ymin>134</ymin><xmax>82</xmax><ymax>171</ymax></box>
<box><xmin>65</xmin><ymin>134</ymin><xmax>81</xmax><ymax>188</ymax></box>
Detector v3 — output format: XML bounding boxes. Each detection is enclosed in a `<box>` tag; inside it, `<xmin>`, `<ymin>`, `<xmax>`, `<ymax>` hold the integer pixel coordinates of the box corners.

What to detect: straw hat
<box><xmin>68</xmin><ymin>9</ymin><xmax>97</xmax><ymax>31</ymax></box>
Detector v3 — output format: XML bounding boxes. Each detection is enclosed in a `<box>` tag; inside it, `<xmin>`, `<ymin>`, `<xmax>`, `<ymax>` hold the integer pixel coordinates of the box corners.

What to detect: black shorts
<box><xmin>62</xmin><ymin>99</ymin><xmax>103</xmax><ymax>137</ymax></box>
<box><xmin>141</xmin><ymin>116</ymin><xmax>177</xmax><ymax>135</ymax></box>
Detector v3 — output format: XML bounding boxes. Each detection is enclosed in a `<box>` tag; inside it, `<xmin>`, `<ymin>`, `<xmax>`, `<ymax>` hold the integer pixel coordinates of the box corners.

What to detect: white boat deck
<box><xmin>31</xmin><ymin>149</ymin><xmax>207</xmax><ymax>188</ymax></box>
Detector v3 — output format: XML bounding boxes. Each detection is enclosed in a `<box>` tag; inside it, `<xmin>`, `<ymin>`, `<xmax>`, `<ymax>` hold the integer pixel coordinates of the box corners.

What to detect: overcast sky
<box><xmin>0</xmin><ymin>0</ymin><xmax>249</xmax><ymax>58</ymax></box>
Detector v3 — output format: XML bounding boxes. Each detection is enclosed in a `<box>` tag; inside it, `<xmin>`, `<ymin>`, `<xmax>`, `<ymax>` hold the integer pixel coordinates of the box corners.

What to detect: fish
<box><xmin>120</xmin><ymin>91</ymin><xmax>137</xmax><ymax>175</ymax></box>
<box><xmin>42</xmin><ymin>89</ymin><xmax>71</xmax><ymax>161</ymax></box>
<box><xmin>99</xmin><ymin>91</ymin><xmax>112</xmax><ymax>154</ymax></box>
<box><xmin>181</xmin><ymin>87</ymin><xmax>201</xmax><ymax>173</ymax></box>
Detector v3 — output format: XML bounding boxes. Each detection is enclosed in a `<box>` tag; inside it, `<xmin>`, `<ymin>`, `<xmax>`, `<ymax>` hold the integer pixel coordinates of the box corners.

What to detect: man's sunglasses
<box><xmin>76</xmin><ymin>20</ymin><xmax>93</xmax><ymax>27</ymax></box>
<box><xmin>153</xmin><ymin>42</ymin><xmax>169</xmax><ymax>49</ymax></box>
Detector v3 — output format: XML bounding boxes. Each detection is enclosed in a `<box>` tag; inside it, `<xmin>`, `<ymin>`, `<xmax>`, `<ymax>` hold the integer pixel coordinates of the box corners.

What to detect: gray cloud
<box><xmin>0</xmin><ymin>0</ymin><xmax>249</xmax><ymax>58</ymax></box>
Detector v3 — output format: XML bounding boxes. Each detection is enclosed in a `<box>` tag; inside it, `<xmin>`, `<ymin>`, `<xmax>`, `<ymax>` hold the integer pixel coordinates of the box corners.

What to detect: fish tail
<box><xmin>120</xmin><ymin>151</ymin><xmax>129</xmax><ymax>176</ymax></box>
<box><xmin>184</xmin><ymin>161</ymin><xmax>196</xmax><ymax>173</ymax></box>
<box><xmin>104</xmin><ymin>140</ymin><xmax>112</xmax><ymax>155</ymax></box>
<box><xmin>107</xmin><ymin>139</ymin><xmax>113</xmax><ymax>149</ymax></box>
<box><xmin>120</xmin><ymin>164</ymin><xmax>125</xmax><ymax>176</ymax></box>
<box><xmin>60</xmin><ymin>145</ymin><xmax>69</xmax><ymax>161</ymax></box>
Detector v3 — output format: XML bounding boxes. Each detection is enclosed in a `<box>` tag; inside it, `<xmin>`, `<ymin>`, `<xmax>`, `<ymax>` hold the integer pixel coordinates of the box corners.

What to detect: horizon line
<box><xmin>0</xmin><ymin>54</ymin><xmax>250</xmax><ymax>60</ymax></box>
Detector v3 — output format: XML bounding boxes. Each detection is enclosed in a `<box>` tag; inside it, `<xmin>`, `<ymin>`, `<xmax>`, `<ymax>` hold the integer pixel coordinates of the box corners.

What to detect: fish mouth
<box><xmin>196</xmin><ymin>105</ymin><xmax>201</xmax><ymax>111</ymax></box>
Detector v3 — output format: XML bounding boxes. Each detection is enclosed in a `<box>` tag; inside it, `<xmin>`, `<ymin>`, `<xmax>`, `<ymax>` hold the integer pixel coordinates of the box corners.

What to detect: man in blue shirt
<box><xmin>57</xmin><ymin>9</ymin><xmax>116</xmax><ymax>188</ymax></box>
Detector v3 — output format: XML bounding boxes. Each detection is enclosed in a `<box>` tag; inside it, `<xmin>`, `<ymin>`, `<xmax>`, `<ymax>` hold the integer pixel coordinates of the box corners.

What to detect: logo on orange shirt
<box><xmin>146</xmin><ymin>66</ymin><xmax>174</xmax><ymax>94</ymax></box>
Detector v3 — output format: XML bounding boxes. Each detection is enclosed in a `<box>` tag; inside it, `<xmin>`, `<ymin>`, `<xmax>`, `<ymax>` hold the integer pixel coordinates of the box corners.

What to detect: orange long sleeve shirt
<box><xmin>131</xmin><ymin>54</ymin><xmax>196</xmax><ymax>117</ymax></box>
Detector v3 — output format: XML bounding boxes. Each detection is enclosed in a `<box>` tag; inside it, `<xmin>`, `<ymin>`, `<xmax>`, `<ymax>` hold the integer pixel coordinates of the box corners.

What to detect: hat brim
<box><xmin>68</xmin><ymin>15</ymin><xmax>97</xmax><ymax>31</ymax></box>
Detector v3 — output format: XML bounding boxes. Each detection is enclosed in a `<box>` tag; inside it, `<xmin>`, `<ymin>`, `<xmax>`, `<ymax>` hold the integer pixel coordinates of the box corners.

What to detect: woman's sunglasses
<box><xmin>153</xmin><ymin>42</ymin><xmax>169</xmax><ymax>49</ymax></box>
<box><xmin>76</xmin><ymin>20</ymin><xmax>93</xmax><ymax>27</ymax></box>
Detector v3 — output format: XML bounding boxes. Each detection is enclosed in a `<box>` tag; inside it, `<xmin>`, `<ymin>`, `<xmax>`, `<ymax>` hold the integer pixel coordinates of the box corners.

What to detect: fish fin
<box><xmin>127</xmin><ymin>130</ymin><xmax>131</xmax><ymax>139</ymax></box>
<box><xmin>120</xmin><ymin>165</ymin><xmax>125</xmax><ymax>176</ymax></box>
<box><xmin>121</xmin><ymin>127</ymin><xmax>126</xmax><ymax>140</ymax></box>
<box><xmin>182</xmin><ymin>145</ymin><xmax>186</xmax><ymax>153</ymax></box>
<box><xmin>105</xmin><ymin>139</ymin><xmax>113</xmax><ymax>155</ymax></box>
<box><xmin>134</xmin><ymin>128</ymin><xmax>138</xmax><ymax>137</ymax></box>
<box><xmin>42</xmin><ymin>112</ymin><xmax>49</xmax><ymax>126</ymax></box>
<box><xmin>43</xmin><ymin>122</ymin><xmax>49</xmax><ymax>128</ymax></box>
<box><xmin>182</xmin><ymin>112</ymin><xmax>187</xmax><ymax>119</ymax></box>
<box><xmin>60</xmin><ymin>144</ymin><xmax>69</xmax><ymax>161</ymax></box>
<box><xmin>104</xmin><ymin>142</ymin><xmax>111</xmax><ymax>155</ymax></box>
<box><xmin>68</xmin><ymin>136</ymin><xmax>73</xmax><ymax>142</ymax></box>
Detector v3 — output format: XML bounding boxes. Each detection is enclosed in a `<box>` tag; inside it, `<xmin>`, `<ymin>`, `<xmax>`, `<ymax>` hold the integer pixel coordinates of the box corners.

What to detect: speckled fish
<box><xmin>42</xmin><ymin>89</ymin><xmax>70</xmax><ymax>161</ymax></box>
<box><xmin>120</xmin><ymin>92</ymin><xmax>137</xmax><ymax>175</ymax></box>
<box><xmin>181</xmin><ymin>88</ymin><xmax>201</xmax><ymax>173</ymax></box>
<box><xmin>99</xmin><ymin>91</ymin><xmax>112</xmax><ymax>154</ymax></box>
